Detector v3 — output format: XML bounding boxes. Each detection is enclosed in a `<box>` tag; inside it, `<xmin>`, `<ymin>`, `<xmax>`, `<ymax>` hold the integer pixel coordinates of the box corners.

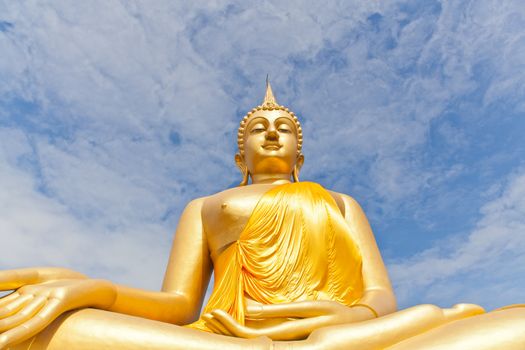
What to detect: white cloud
<box><xmin>1</xmin><ymin>0</ymin><xmax>523</xmax><ymax>209</ymax></box>
<box><xmin>0</xmin><ymin>127</ymin><xmax>172</xmax><ymax>289</ymax></box>
<box><xmin>390</xmin><ymin>169</ymin><xmax>525</xmax><ymax>309</ymax></box>
<box><xmin>0</xmin><ymin>0</ymin><xmax>523</xmax><ymax>306</ymax></box>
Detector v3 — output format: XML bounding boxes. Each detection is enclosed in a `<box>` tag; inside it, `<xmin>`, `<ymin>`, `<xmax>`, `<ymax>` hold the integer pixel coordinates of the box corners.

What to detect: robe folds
<box><xmin>189</xmin><ymin>182</ymin><xmax>364</xmax><ymax>332</ymax></box>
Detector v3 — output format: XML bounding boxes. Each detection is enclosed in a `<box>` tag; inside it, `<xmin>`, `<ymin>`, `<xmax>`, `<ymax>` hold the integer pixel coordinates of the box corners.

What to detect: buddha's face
<box><xmin>242</xmin><ymin>110</ymin><xmax>300</xmax><ymax>176</ymax></box>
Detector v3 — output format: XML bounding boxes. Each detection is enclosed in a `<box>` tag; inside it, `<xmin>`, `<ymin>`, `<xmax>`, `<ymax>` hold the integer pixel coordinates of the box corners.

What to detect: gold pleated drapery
<box><xmin>189</xmin><ymin>182</ymin><xmax>364</xmax><ymax>332</ymax></box>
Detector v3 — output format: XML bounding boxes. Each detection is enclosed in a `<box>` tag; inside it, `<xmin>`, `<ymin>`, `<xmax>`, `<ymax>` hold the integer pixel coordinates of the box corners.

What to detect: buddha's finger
<box><xmin>0</xmin><ymin>298</ymin><xmax>61</xmax><ymax>348</ymax></box>
<box><xmin>211</xmin><ymin>310</ymin><xmax>258</xmax><ymax>338</ymax></box>
<box><xmin>203</xmin><ymin>319</ymin><xmax>222</xmax><ymax>335</ymax></box>
<box><xmin>0</xmin><ymin>296</ymin><xmax>46</xmax><ymax>332</ymax></box>
<box><xmin>36</xmin><ymin>268</ymin><xmax>87</xmax><ymax>281</ymax></box>
<box><xmin>246</xmin><ymin>300</ymin><xmax>337</xmax><ymax>319</ymax></box>
<box><xmin>261</xmin><ymin>315</ymin><xmax>332</xmax><ymax>340</ymax></box>
<box><xmin>0</xmin><ymin>268</ymin><xmax>85</xmax><ymax>292</ymax></box>
<box><xmin>0</xmin><ymin>292</ymin><xmax>20</xmax><ymax>308</ymax></box>
<box><xmin>0</xmin><ymin>269</ymin><xmax>39</xmax><ymax>290</ymax></box>
<box><xmin>0</xmin><ymin>294</ymin><xmax>33</xmax><ymax>318</ymax></box>
<box><xmin>202</xmin><ymin>314</ymin><xmax>233</xmax><ymax>336</ymax></box>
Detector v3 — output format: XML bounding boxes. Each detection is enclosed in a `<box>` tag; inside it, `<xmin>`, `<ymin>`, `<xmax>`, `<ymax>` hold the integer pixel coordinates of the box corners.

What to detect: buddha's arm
<box><xmin>0</xmin><ymin>198</ymin><xmax>212</xmax><ymax>347</ymax></box>
<box><xmin>340</xmin><ymin>194</ymin><xmax>397</xmax><ymax>316</ymax></box>
<box><xmin>0</xmin><ymin>267</ymin><xmax>87</xmax><ymax>291</ymax></box>
<box><xmin>105</xmin><ymin>285</ymin><xmax>198</xmax><ymax>325</ymax></box>
<box><xmin>108</xmin><ymin>197</ymin><xmax>212</xmax><ymax>325</ymax></box>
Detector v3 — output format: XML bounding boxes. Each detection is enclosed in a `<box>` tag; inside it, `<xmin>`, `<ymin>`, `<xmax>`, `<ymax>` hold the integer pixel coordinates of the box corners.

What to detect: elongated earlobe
<box><xmin>293</xmin><ymin>154</ymin><xmax>304</xmax><ymax>182</ymax></box>
<box><xmin>240</xmin><ymin>170</ymin><xmax>250</xmax><ymax>186</ymax></box>
<box><xmin>292</xmin><ymin>167</ymin><xmax>300</xmax><ymax>182</ymax></box>
<box><xmin>235</xmin><ymin>153</ymin><xmax>249</xmax><ymax>186</ymax></box>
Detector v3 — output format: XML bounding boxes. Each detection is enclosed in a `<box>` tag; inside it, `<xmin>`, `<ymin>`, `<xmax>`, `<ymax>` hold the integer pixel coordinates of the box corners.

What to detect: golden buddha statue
<box><xmin>0</xmin><ymin>82</ymin><xmax>524</xmax><ymax>350</ymax></box>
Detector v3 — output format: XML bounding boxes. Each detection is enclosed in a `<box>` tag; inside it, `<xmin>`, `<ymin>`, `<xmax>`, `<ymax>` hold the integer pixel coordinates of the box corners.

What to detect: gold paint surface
<box><xmin>1</xmin><ymin>83</ymin><xmax>523</xmax><ymax>349</ymax></box>
<box><xmin>189</xmin><ymin>182</ymin><xmax>364</xmax><ymax>332</ymax></box>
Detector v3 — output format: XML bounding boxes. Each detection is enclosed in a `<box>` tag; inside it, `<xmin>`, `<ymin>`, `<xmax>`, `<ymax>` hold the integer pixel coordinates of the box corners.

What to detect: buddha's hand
<box><xmin>203</xmin><ymin>300</ymin><xmax>376</xmax><ymax>341</ymax></box>
<box><xmin>0</xmin><ymin>278</ymin><xmax>116</xmax><ymax>348</ymax></box>
<box><xmin>0</xmin><ymin>267</ymin><xmax>87</xmax><ymax>291</ymax></box>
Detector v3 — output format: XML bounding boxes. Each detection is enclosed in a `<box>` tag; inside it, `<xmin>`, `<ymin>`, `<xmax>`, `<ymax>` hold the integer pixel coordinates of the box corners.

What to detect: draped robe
<box><xmin>189</xmin><ymin>182</ymin><xmax>364</xmax><ymax>332</ymax></box>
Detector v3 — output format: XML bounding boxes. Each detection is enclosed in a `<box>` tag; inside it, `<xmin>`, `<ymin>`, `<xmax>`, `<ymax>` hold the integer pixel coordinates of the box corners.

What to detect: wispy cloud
<box><xmin>390</xmin><ymin>169</ymin><xmax>525</xmax><ymax>309</ymax></box>
<box><xmin>0</xmin><ymin>127</ymin><xmax>171</xmax><ymax>288</ymax></box>
<box><xmin>0</xmin><ymin>0</ymin><xmax>524</xmax><ymax>309</ymax></box>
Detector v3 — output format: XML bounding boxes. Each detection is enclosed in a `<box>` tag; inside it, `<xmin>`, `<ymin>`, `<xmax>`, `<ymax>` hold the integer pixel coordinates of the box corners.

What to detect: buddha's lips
<box><xmin>262</xmin><ymin>144</ymin><xmax>282</xmax><ymax>150</ymax></box>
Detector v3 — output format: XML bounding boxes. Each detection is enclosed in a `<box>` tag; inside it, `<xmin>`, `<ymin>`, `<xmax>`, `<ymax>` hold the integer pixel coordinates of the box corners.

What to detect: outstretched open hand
<box><xmin>202</xmin><ymin>300</ymin><xmax>375</xmax><ymax>341</ymax></box>
<box><xmin>0</xmin><ymin>268</ymin><xmax>116</xmax><ymax>348</ymax></box>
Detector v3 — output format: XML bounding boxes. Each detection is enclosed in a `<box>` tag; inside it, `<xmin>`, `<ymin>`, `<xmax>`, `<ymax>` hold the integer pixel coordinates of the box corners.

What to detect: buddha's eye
<box><xmin>250</xmin><ymin>126</ymin><xmax>266</xmax><ymax>134</ymax></box>
<box><xmin>277</xmin><ymin>124</ymin><xmax>292</xmax><ymax>133</ymax></box>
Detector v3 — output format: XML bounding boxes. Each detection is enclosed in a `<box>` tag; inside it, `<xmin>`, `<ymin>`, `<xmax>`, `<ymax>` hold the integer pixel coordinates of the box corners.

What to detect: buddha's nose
<box><xmin>266</xmin><ymin>129</ymin><xmax>279</xmax><ymax>141</ymax></box>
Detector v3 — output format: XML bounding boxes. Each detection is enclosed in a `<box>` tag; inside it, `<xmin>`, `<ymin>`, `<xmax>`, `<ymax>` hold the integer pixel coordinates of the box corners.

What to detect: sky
<box><xmin>0</xmin><ymin>0</ymin><xmax>524</xmax><ymax>311</ymax></box>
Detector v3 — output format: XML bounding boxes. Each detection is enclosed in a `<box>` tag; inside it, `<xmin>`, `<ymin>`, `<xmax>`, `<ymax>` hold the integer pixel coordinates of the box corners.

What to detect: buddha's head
<box><xmin>235</xmin><ymin>81</ymin><xmax>304</xmax><ymax>185</ymax></box>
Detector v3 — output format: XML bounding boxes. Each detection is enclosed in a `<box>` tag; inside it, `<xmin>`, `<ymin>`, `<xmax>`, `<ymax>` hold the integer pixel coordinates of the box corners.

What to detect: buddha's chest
<box><xmin>202</xmin><ymin>184</ymin><xmax>346</xmax><ymax>264</ymax></box>
<box><xmin>202</xmin><ymin>187</ymin><xmax>271</xmax><ymax>261</ymax></box>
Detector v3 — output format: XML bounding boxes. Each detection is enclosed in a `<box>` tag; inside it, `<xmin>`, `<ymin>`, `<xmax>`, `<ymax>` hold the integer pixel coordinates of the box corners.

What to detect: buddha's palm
<box><xmin>203</xmin><ymin>300</ymin><xmax>375</xmax><ymax>340</ymax></box>
<box><xmin>0</xmin><ymin>268</ymin><xmax>116</xmax><ymax>348</ymax></box>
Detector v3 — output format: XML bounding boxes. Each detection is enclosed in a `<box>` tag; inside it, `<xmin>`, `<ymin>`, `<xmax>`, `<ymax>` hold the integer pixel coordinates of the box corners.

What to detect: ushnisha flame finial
<box><xmin>263</xmin><ymin>75</ymin><xmax>278</xmax><ymax>107</ymax></box>
<box><xmin>237</xmin><ymin>78</ymin><xmax>303</xmax><ymax>156</ymax></box>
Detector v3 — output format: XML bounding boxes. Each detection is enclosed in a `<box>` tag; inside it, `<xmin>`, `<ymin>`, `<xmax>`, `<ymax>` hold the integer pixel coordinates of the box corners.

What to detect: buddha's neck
<box><xmin>251</xmin><ymin>173</ymin><xmax>292</xmax><ymax>185</ymax></box>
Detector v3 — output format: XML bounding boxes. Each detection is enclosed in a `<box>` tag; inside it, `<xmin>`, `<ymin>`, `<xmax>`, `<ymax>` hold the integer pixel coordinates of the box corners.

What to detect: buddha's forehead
<box><xmin>246</xmin><ymin>109</ymin><xmax>295</xmax><ymax>125</ymax></box>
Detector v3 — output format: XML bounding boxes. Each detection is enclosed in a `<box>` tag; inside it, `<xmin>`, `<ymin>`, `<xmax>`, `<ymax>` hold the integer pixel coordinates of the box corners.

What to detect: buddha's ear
<box><xmin>235</xmin><ymin>153</ymin><xmax>249</xmax><ymax>186</ymax></box>
<box><xmin>296</xmin><ymin>153</ymin><xmax>304</xmax><ymax>171</ymax></box>
<box><xmin>293</xmin><ymin>153</ymin><xmax>304</xmax><ymax>182</ymax></box>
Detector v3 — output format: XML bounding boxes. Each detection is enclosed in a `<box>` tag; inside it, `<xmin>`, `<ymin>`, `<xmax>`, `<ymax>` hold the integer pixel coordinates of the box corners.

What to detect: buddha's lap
<box><xmin>10</xmin><ymin>306</ymin><xmax>525</xmax><ymax>350</ymax></box>
<box><xmin>385</xmin><ymin>307</ymin><xmax>525</xmax><ymax>350</ymax></box>
<box><xmin>11</xmin><ymin>309</ymin><xmax>269</xmax><ymax>350</ymax></box>
<box><xmin>301</xmin><ymin>306</ymin><xmax>525</xmax><ymax>348</ymax></box>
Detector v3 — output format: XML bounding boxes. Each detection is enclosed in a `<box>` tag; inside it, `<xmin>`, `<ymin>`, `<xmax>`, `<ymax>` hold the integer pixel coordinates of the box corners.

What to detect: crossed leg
<box><xmin>274</xmin><ymin>305</ymin><xmax>525</xmax><ymax>350</ymax></box>
<box><xmin>10</xmin><ymin>304</ymin><xmax>525</xmax><ymax>350</ymax></box>
<box><xmin>10</xmin><ymin>309</ymin><xmax>271</xmax><ymax>350</ymax></box>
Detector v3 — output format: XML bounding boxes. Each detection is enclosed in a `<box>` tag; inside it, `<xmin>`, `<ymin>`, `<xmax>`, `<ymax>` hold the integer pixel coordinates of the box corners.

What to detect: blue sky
<box><xmin>0</xmin><ymin>0</ymin><xmax>524</xmax><ymax>311</ymax></box>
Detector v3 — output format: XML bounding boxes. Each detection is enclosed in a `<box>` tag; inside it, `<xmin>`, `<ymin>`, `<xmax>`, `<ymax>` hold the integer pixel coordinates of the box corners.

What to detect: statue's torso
<box><xmin>191</xmin><ymin>182</ymin><xmax>360</xmax><ymax>331</ymax></box>
<box><xmin>201</xmin><ymin>183</ymin><xmax>345</xmax><ymax>264</ymax></box>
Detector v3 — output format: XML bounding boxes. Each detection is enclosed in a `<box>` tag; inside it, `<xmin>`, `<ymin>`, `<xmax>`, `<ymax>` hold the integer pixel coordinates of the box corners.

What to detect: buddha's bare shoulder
<box><xmin>202</xmin><ymin>184</ymin><xmax>280</xmax><ymax>205</ymax></box>
<box><xmin>187</xmin><ymin>185</ymin><xmax>274</xmax><ymax>219</ymax></box>
<box><xmin>204</xmin><ymin>185</ymin><xmax>248</xmax><ymax>200</ymax></box>
<box><xmin>180</xmin><ymin>186</ymin><xmax>249</xmax><ymax>207</ymax></box>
